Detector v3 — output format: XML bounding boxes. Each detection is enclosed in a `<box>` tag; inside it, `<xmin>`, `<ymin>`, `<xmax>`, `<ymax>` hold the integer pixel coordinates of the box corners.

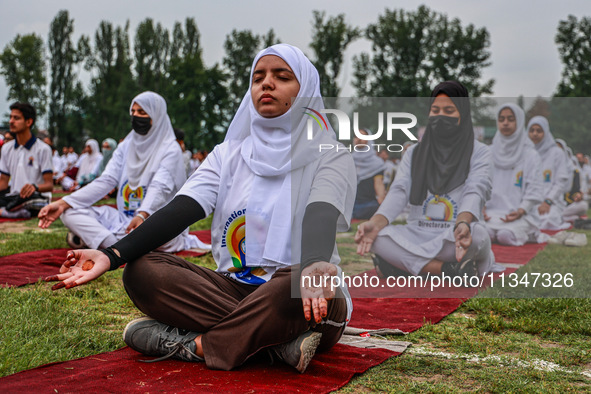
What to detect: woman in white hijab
<box><xmin>527</xmin><ymin>116</ymin><xmax>571</xmax><ymax>230</ymax></box>
<box><xmin>355</xmin><ymin>81</ymin><xmax>501</xmax><ymax>281</ymax></box>
<box><xmin>41</xmin><ymin>45</ymin><xmax>356</xmax><ymax>374</ymax></box>
<box><xmin>484</xmin><ymin>104</ymin><xmax>544</xmax><ymax>245</ymax></box>
<box><xmin>555</xmin><ymin>138</ymin><xmax>589</xmax><ymax>223</ymax></box>
<box><xmin>59</xmin><ymin>139</ymin><xmax>103</xmax><ymax>191</ymax></box>
<box><xmin>38</xmin><ymin>91</ymin><xmax>204</xmax><ymax>252</ymax></box>
<box><xmin>75</xmin><ymin>139</ymin><xmax>103</xmax><ymax>188</ymax></box>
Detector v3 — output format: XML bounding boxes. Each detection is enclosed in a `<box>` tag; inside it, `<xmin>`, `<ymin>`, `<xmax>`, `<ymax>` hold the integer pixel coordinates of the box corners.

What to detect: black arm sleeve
<box><xmin>300</xmin><ymin>201</ymin><xmax>340</xmax><ymax>273</ymax></box>
<box><xmin>103</xmin><ymin>195</ymin><xmax>206</xmax><ymax>270</ymax></box>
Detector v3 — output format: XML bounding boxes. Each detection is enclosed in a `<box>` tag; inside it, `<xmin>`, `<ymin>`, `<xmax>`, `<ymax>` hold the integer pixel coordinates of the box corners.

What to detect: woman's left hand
<box><xmin>501</xmin><ymin>209</ymin><xmax>524</xmax><ymax>223</ymax></box>
<box><xmin>300</xmin><ymin>262</ymin><xmax>338</xmax><ymax>323</ymax></box>
<box><xmin>125</xmin><ymin>213</ymin><xmax>147</xmax><ymax>233</ymax></box>
<box><xmin>454</xmin><ymin>222</ymin><xmax>472</xmax><ymax>262</ymax></box>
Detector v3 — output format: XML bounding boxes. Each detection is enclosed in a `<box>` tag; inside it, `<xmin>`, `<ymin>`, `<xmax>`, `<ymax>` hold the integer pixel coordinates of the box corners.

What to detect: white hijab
<box><xmin>223</xmin><ymin>43</ymin><xmax>354</xmax><ymax>266</ymax></box>
<box><xmin>528</xmin><ymin>116</ymin><xmax>556</xmax><ymax>156</ymax></box>
<box><xmin>491</xmin><ymin>103</ymin><xmax>530</xmax><ymax>170</ymax></box>
<box><xmin>124</xmin><ymin>91</ymin><xmax>186</xmax><ymax>191</ymax></box>
<box><xmin>555</xmin><ymin>138</ymin><xmax>577</xmax><ymax>172</ymax></box>
<box><xmin>76</xmin><ymin>139</ymin><xmax>102</xmax><ymax>182</ymax></box>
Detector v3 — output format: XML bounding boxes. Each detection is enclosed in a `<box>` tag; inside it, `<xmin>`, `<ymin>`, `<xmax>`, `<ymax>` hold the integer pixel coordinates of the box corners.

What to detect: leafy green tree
<box><xmin>134</xmin><ymin>18</ymin><xmax>170</xmax><ymax>92</ymax></box>
<box><xmin>261</xmin><ymin>28</ymin><xmax>280</xmax><ymax>48</ymax></box>
<box><xmin>223</xmin><ymin>29</ymin><xmax>261</xmax><ymax>114</ymax></box>
<box><xmin>48</xmin><ymin>10</ymin><xmax>86</xmax><ymax>146</ymax></box>
<box><xmin>0</xmin><ymin>34</ymin><xmax>47</xmax><ymax>116</ymax></box>
<box><xmin>309</xmin><ymin>11</ymin><xmax>360</xmax><ymax>97</ymax></box>
<box><xmin>353</xmin><ymin>6</ymin><xmax>493</xmax><ymax>98</ymax></box>
<box><xmin>84</xmin><ymin>21</ymin><xmax>136</xmax><ymax>142</ymax></box>
<box><xmin>167</xmin><ymin>18</ymin><xmax>227</xmax><ymax>151</ymax></box>
<box><xmin>167</xmin><ymin>18</ymin><xmax>205</xmax><ymax>148</ymax></box>
<box><xmin>555</xmin><ymin>15</ymin><xmax>591</xmax><ymax>97</ymax></box>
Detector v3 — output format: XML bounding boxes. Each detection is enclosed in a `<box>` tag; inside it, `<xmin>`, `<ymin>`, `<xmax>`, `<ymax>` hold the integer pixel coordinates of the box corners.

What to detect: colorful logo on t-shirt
<box><xmin>121</xmin><ymin>181</ymin><xmax>144</xmax><ymax>217</ymax></box>
<box><xmin>543</xmin><ymin>169</ymin><xmax>552</xmax><ymax>183</ymax></box>
<box><xmin>422</xmin><ymin>195</ymin><xmax>457</xmax><ymax>222</ymax></box>
<box><xmin>515</xmin><ymin>171</ymin><xmax>523</xmax><ymax>188</ymax></box>
<box><xmin>226</xmin><ymin>214</ymin><xmax>246</xmax><ymax>269</ymax></box>
<box><xmin>221</xmin><ymin>209</ymin><xmax>267</xmax><ymax>285</ymax></box>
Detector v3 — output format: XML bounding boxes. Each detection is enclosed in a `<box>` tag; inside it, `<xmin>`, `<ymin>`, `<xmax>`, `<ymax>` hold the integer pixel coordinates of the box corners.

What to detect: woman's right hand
<box><xmin>355</xmin><ymin>220</ymin><xmax>381</xmax><ymax>256</ymax></box>
<box><xmin>38</xmin><ymin>200</ymin><xmax>70</xmax><ymax>229</ymax></box>
<box><xmin>44</xmin><ymin>249</ymin><xmax>110</xmax><ymax>290</ymax></box>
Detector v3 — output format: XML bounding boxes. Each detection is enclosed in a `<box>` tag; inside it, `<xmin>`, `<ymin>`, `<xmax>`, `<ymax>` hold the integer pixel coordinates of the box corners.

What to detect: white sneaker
<box><xmin>547</xmin><ymin>231</ymin><xmax>570</xmax><ymax>245</ymax></box>
<box><xmin>564</xmin><ymin>232</ymin><xmax>588</xmax><ymax>247</ymax></box>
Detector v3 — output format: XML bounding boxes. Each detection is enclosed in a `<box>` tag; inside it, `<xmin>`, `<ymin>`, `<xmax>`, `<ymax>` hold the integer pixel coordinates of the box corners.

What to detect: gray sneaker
<box><xmin>269</xmin><ymin>331</ymin><xmax>322</xmax><ymax>373</ymax></box>
<box><xmin>123</xmin><ymin>317</ymin><xmax>203</xmax><ymax>363</ymax></box>
<box><xmin>66</xmin><ymin>231</ymin><xmax>88</xmax><ymax>249</ymax></box>
<box><xmin>442</xmin><ymin>259</ymin><xmax>479</xmax><ymax>287</ymax></box>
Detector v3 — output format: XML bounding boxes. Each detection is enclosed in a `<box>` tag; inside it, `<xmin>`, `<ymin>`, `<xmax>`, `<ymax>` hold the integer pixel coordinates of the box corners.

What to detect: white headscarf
<box><xmin>528</xmin><ymin>116</ymin><xmax>556</xmax><ymax>156</ymax></box>
<box><xmin>124</xmin><ymin>91</ymin><xmax>186</xmax><ymax>191</ymax></box>
<box><xmin>555</xmin><ymin>138</ymin><xmax>577</xmax><ymax>172</ymax></box>
<box><xmin>491</xmin><ymin>103</ymin><xmax>530</xmax><ymax>170</ymax></box>
<box><xmin>223</xmin><ymin>43</ymin><xmax>355</xmax><ymax>266</ymax></box>
<box><xmin>76</xmin><ymin>139</ymin><xmax>102</xmax><ymax>182</ymax></box>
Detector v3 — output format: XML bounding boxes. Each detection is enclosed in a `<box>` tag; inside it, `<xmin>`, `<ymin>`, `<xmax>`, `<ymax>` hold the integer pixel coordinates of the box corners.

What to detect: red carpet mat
<box><xmin>0</xmin><ymin>231</ymin><xmax>212</xmax><ymax>288</ymax></box>
<box><xmin>0</xmin><ymin>217</ymin><xmax>30</xmax><ymax>223</ymax></box>
<box><xmin>0</xmin><ymin>248</ymin><xmax>69</xmax><ymax>288</ymax></box>
<box><xmin>490</xmin><ymin>243</ymin><xmax>546</xmax><ymax>265</ymax></box>
<box><xmin>0</xmin><ymin>238</ymin><xmax>544</xmax><ymax>392</ymax></box>
<box><xmin>347</xmin><ymin>242</ymin><xmax>546</xmax><ymax>332</ymax></box>
<box><xmin>0</xmin><ymin>344</ymin><xmax>397</xmax><ymax>393</ymax></box>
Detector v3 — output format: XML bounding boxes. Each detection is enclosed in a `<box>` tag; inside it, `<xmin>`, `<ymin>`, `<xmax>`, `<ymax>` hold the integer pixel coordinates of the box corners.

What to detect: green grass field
<box><xmin>1</xmin><ymin>214</ymin><xmax>590</xmax><ymax>392</ymax></box>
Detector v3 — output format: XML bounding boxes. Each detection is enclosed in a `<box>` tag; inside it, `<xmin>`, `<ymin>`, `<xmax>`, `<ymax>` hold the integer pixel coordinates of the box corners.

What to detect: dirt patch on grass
<box><xmin>407</xmin><ymin>373</ymin><xmax>446</xmax><ymax>383</ymax></box>
<box><xmin>0</xmin><ymin>222</ymin><xmax>31</xmax><ymax>234</ymax></box>
<box><xmin>539</xmin><ymin>341</ymin><xmax>566</xmax><ymax>349</ymax></box>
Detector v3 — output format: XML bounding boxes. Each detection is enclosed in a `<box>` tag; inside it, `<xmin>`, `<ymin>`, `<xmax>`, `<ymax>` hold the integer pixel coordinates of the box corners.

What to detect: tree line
<box><xmin>1</xmin><ymin>7</ymin><xmax>589</xmax><ymax>151</ymax></box>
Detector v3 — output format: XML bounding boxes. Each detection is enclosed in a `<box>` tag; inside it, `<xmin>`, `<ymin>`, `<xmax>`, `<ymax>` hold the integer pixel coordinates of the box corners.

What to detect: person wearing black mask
<box><xmin>355</xmin><ymin>81</ymin><xmax>502</xmax><ymax>282</ymax></box>
<box><xmin>38</xmin><ymin>91</ymin><xmax>207</xmax><ymax>253</ymax></box>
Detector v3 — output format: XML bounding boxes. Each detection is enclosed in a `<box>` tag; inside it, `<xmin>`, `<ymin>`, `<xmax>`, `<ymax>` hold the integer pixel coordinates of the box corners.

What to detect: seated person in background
<box><xmin>377</xmin><ymin>149</ymin><xmax>397</xmax><ymax>191</ymax></box>
<box><xmin>96</xmin><ymin>138</ymin><xmax>118</xmax><ymax>177</ymax></box>
<box><xmin>38</xmin><ymin>91</ymin><xmax>205</xmax><ymax>253</ymax></box>
<box><xmin>484</xmin><ymin>103</ymin><xmax>544</xmax><ymax>246</ymax></box>
<box><xmin>43</xmin><ymin>44</ymin><xmax>355</xmax><ymax>373</ymax></box>
<box><xmin>43</xmin><ymin>136</ymin><xmax>65</xmax><ymax>184</ymax></box>
<box><xmin>527</xmin><ymin>116</ymin><xmax>571</xmax><ymax>230</ymax></box>
<box><xmin>0</xmin><ymin>102</ymin><xmax>53</xmax><ymax>218</ymax></box>
<box><xmin>355</xmin><ymin>81</ymin><xmax>501</xmax><ymax>280</ymax></box>
<box><xmin>352</xmin><ymin>128</ymin><xmax>386</xmax><ymax>219</ymax></box>
<box><xmin>174</xmin><ymin>128</ymin><xmax>193</xmax><ymax>178</ymax></box>
<box><xmin>189</xmin><ymin>150</ymin><xmax>202</xmax><ymax>173</ymax></box>
<box><xmin>555</xmin><ymin>139</ymin><xmax>589</xmax><ymax>223</ymax></box>
<box><xmin>66</xmin><ymin>146</ymin><xmax>78</xmax><ymax>170</ymax></box>
<box><xmin>60</xmin><ymin>139</ymin><xmax>103</xmax><ymax>191</ymax></box>
<box><xmin>577</xmin><ymin>153</ymin><xmax>591</xmax><ymax>199</ymax></box>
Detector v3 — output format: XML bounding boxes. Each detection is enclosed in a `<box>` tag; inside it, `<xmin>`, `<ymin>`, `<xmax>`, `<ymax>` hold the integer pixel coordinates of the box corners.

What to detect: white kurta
<box><xmin>372</xmin><ymin>141</ymin><xmax>500</xmax><ymax>275</ymax></box>
<box><xmin>61</xmin><ymin>138</ymin><xmax>200</xmax><ymax>251</ymax></box>
<box><xmin>485</xmin><ymin>146</ymin><xmax>543</xmax><ymax>245</ymax></box>
<box><xmin>538</xmin><ymin>146</ymin><xmax>571</xmax><ymax>230</ymax></box>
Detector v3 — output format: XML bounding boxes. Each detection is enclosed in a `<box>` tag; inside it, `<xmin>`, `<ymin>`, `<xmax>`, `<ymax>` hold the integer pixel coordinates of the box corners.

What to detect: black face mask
<box><xmin>132</xmin><ymin>116</ymin><xmax>152</xmax><ymax>135</ymax></box>
<box><xmin>428</xmin><ymin>115</ymin><xmax>461</xmax><ymax>139</ymax></box>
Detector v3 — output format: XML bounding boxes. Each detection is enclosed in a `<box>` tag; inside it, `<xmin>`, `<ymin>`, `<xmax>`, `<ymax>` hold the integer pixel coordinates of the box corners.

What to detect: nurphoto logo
<box><xmin>303</xmin><ymin>107</ymin><xmax>418</xmax><ymax>152</ymax></box>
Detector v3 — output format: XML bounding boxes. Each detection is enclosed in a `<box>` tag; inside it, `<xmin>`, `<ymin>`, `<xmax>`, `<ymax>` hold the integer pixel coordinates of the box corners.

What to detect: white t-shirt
<box><xmin>377</xmin><ymin>141</ymin><xmax>492</xmax><ymax>231</ymax></box>
<box><xmin>0</xmin><ymin>135</ymin><xmax>53</xmax><ymax>199</ymax></box>
<box><xmin>486</xmin><ymin>146</ymin><xmax>543</xmax><ymax>226</ymax></box>
<box><xmin>177</xmin><ymin>139</ymin><xmax>354</xmax><ymax>285</ymax></box>
<box><xmin>63</xmin><ymin>139</ymin><xmax>177</xmax><ymax>218</ymax></box>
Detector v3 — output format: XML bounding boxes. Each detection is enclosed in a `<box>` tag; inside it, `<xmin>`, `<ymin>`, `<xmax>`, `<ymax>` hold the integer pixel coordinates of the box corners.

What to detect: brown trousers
<box><xmin>122</xmin><ymin>252</ymin><xmax>347</xmax><ymax>370</ymax></box>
